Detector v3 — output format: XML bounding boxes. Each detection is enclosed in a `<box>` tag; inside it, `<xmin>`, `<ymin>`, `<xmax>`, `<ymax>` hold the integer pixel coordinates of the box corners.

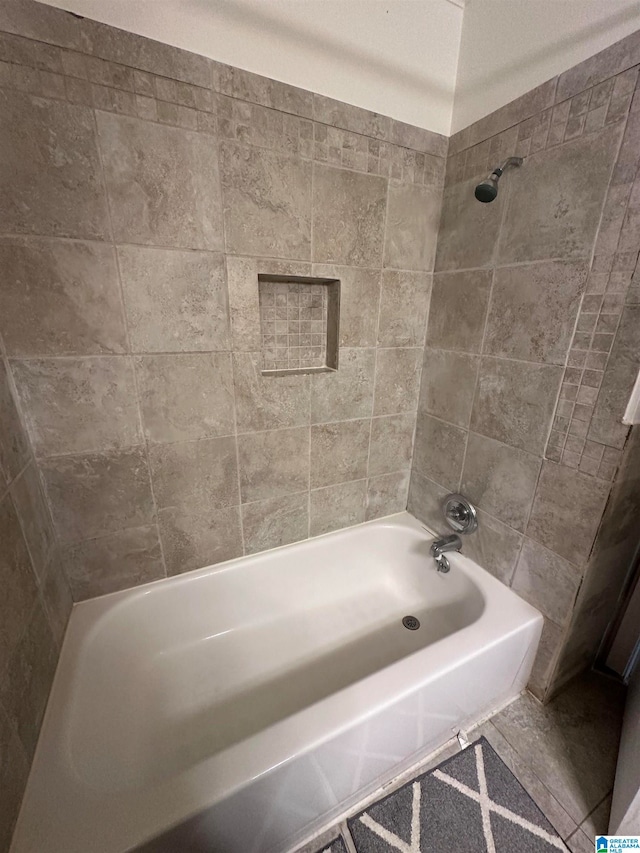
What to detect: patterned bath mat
<box><xmin>347</xmin><ymin>737</ymin><xmax>569</xmax><ymax>852</ymax></box>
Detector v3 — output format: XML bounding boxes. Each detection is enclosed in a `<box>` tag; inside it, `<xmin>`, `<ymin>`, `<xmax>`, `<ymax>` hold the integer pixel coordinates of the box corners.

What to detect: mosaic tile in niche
<box><xmin>258</xmin><ymin>275</ymin><xmax>339</xmax><ymax>374</ymax></box>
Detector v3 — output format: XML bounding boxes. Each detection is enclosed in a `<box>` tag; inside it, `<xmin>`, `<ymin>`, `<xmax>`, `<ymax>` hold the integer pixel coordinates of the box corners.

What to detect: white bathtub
<box><xmin>12</xmin><ymin>512</ymin><xmax>542</xmax><ymax>853</ymax></box>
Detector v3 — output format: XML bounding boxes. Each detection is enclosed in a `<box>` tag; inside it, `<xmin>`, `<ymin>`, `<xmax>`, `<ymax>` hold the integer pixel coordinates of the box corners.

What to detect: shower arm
<box><xmin>491</xmin><ymin>157</ymin><xmax>523</xmax><ymax>177</ymax></box>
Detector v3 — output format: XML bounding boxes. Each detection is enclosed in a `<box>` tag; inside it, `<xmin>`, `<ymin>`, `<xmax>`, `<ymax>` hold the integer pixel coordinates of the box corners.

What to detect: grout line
<box><xmin>0</xmin><ymin>232</ymin><xmax>228</xmax><ymax>256</ymax></box>
<box><xmin>0</xmin><ymin>343</ymin><xmax>68</xmax><ymax>636</ymax></box>
<box><xmin>565</xmin><ymin>826</ymin><xmax>589</xmax><ymax>846</ymax></box>
<box><xmin>456</xmin><ymin>263</ymin><xmax>495</xmax><ymax>496</ymax></box>
<box><xmin>230</xmin><ymin>373</ymin><xmax>246</xmax><ymax>555</ymax></box>
<box><xmin>307</xmin><ymin>160</ymin><xmax>316</xmax><ymax>539</ymax></box>
<box><xmin>309</xmin><ymin>476</ymin><xmax>367</xmax><ymax>495</ymax></box>
<box><xmin>4</xmin><ymin>345</ymin><xmax>425</xmax><ymax>361</ymax></box>
<box><xmin>341</xmin><ymin>823</ymin><xmax>358</xmax><ymax>853</ymax></box>
<box><xmin>478</xmin><ymin>720</ymin><xmax>580</xmax><ymax>842</ymax></box>
<box><xmin>484</xmin><ymin>166</ymin><xmax>528</xmax><ymax>584</ymax></box>
<box><xmin>29</xmin><ymin>413</ymin><xmax>423</xmax><ymax>465</ymax></box>
<box><xmin>0</xmin><ymin>229</ymin><xmax>595</xmax><ymax>276</ymax></box>
<box><xmin>517</xmin><ymin>456</ymin><xmax>545</xmax><ymax>565</ymax></box>
<box><xmin>365</xmin><ymin>179</ymin><xmax>388</xmax><ymax>507</ymax></box>
<box><xmin>577</xmin><ymin>789</ymin><xmax>612</xmax><ymax>834</ymax></box>
<box><xmin>55</xmin><ymin>517</ymin><xmax>169</xmax><ymax>549</ymax></box>
<box><xmin>488</xmin><ymin>715</ymin><xmax>588</xmax><ymax>832</ymax></box>
<box><xmin>406</xmin><ymin>266</ymin><xmax>434</xmax><ymax>507</ymax></box>
<box><xmin>50</xmin><ymin>466</ymin><xmax>409</xmax><ymax>551</ymax></box>
<box><xmin>1</xmin><ymin>322</ymin><xmax>68</xmax><ymax>601</ymax></box>
<box><xmin>0</xmin><ymin>448</ymin><xmax>31</xmax><ymax>497</ymax></box>
<box><xmin>215</xmin><ymin>130</ymin><xmax>248</xmax><ymax>557</ymax></box>
<box><xmin>410</xmin><ymin>256</ymin><xmax>596</xmax><ymax>274</ymax></box>
<box><xmin>546</xmin><ymin>287</ymin><xmax>587</xmax><ymax>464</ymax></box>
<box><xmin>89</xmin><ymin>103</ymin><xmax>169</xmax><ymax>581</ymax></box>
<box><xmin>6</xmin><ymin>461</ymin><xmax>53</xmax><ymax>580</ymax></box>
<box><xmin>308</xmin><ymin>162</ymin><xmax>315</xmax><ymax>537</ymax></box>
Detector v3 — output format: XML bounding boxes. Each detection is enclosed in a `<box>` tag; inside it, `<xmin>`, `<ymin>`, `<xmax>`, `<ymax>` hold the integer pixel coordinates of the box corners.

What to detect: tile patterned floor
<box><xmin>291</xmin><ymin>671</ymin><xmax>626</xmax><ymax>853</ymax></box>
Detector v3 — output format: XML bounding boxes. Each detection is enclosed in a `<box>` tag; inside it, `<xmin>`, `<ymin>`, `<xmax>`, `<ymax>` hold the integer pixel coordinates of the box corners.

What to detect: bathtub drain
<box><xmin>402</xmin><ymin>616</ymin><xmax>420</xmax><ymax>631</ymax></box>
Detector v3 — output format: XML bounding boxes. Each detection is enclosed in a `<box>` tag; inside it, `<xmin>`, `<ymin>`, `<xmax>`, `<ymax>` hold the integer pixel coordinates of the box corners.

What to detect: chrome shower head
<box><xmin>474</xmin><ymin>156</ymin><xmax>523</xmax><ymax>203</ymax></box>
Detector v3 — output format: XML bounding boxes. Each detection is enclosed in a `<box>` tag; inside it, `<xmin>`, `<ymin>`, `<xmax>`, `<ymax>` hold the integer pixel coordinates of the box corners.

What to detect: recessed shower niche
<box><xmin>258</xmin><ymin>274</ymin><xmax>340</xmax><ymax>375</ymax></box>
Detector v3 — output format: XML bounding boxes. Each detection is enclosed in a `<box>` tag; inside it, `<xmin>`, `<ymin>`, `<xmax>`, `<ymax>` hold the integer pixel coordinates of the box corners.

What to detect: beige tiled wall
<box><xmin>550</xmin><ymin>425</ymin><xmax>640</xmax><ymax>695</ymax></box>
<box><xmin>0</xmin><ymin>336</ymin><xmax>72</xmax><ymax>847</ymax></box>
<box><xmin>0</xmin><ymin>0</ymin><xmax>445</xmax><ymax>604</ymax></box>
<box><xmin>410</xmin><ymin>28</ymin><xmax>640</xmax><ymax>701</ymax></box>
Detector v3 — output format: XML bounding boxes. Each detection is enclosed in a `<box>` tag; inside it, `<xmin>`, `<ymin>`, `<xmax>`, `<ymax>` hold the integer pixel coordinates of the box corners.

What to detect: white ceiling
<box><xmin>38</xmin><ymin>0</ymin><xmax>640</xmax><ymax>136</ymax></box>
<box><xmin>454</xmin><ymin>0</ymin><xmax>640</xmax><ymax>132</ymax></box>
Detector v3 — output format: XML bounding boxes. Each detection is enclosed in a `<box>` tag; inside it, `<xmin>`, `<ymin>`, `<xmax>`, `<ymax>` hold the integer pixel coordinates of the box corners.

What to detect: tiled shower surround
<box><xmin>1</xmin><ymin>0</ymin><xmax>640</xmax><ymax>844</ymax></box>
<box><xmin>409</xmin><ymin>31</ymin><xmax>640</xmax><ymax>702</ymax></box>
<box><xmin>0</xmin><ymin>0</ymin><xmax>444</xmax><ymax>609</ymax></box>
